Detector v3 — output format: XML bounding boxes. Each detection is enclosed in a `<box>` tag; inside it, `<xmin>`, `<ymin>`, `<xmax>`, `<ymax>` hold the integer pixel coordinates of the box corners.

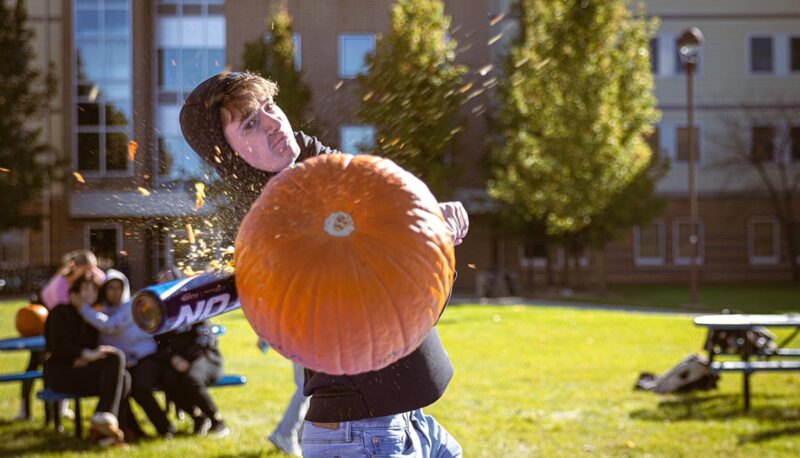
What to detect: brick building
<box><xmin>2</xmin><ymin>0</ymin><xmax>799</xmax><ymax>294</ymax></box>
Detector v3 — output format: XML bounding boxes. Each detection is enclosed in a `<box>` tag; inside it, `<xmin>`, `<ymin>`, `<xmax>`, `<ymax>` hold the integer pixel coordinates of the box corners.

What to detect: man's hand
<box><xmin>438</xmin><ymin>202</ymin><xmax>469</xmax><ymax>246</ymax></box>
<box><xmin>171</xmin><ymin>355</ymin><xmax>191</xmax><ymax>373</ymax></box>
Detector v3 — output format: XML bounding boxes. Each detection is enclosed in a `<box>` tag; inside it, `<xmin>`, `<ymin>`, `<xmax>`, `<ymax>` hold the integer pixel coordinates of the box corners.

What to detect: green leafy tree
<box><xmin>0</xmin><ymin>0</ymin><xmax>56</xmax><ymax>231</ymax></box>
<box><xmin>357</xmin><ymin>0</ymin><xmax>467</xmax><ymax>197</ymax></box>
<box><xmin>242</xmin><ymin>9</ymin><xmax>312</xmax><ymax>131</ymax></box>
<box><xmin>489</xmin><ymin>0</ymin><xmax>660</xmax><ymax>237</ymax></box>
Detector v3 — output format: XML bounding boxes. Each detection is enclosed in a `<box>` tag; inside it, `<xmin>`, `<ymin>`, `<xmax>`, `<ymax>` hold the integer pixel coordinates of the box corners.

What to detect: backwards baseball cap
<box><xmin>179</xmin><ymin>72</ymin><xmax>275</xmax><ymax>194</ymax></box>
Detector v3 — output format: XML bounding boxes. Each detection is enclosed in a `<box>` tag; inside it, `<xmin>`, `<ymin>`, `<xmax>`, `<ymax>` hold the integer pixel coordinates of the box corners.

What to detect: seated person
<box><xmin>78</xmin><ymin>269</ymin><xmax>175</xmax><ymax>438</ymax></box>
<box><xmin>43</xmin><ymin>275</ymin><xmax>130</xmax><ymax>446</ymax></box>
<box><xmin>157</xmin><ymin>319</ymin><xmax>229</xmax><ymax>437</ymax></box>
<box><xmin>33</xmin><ymin>249</ymin><xmax>105</xmax><ymax>421</ymax></box>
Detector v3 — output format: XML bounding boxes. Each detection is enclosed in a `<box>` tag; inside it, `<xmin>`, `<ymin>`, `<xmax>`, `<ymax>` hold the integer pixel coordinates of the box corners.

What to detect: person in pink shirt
<box><xmin>41</xmin><ymin>250</ymin><xmax>105</xmax><ymax>310</ymax></box>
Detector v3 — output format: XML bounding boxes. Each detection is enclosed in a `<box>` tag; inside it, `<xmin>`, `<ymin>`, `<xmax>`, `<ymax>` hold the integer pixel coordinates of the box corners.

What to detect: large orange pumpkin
<box><xmin>235</xmin><ymin>154</ymin><xmax>456</xmax><ymax>375</ymax></box>
<box><xmin>16</xmin><ymin>303</ymin><xmax>49</xmax><ymax>337</ymax></box>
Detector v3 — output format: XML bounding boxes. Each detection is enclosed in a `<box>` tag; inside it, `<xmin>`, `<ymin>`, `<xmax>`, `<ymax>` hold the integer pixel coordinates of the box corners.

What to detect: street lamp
<box><xmin>678</xmin><ymin>27</ymin><xmax>704</xmax><ymax>306</ymax></box>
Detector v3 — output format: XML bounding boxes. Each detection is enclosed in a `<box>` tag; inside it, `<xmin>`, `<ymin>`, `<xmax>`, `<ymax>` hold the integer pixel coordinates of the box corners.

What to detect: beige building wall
<box><xmin>647</xmin><ymin>0</ymin><xmax>800</xmax><ymax>195</ymax></box>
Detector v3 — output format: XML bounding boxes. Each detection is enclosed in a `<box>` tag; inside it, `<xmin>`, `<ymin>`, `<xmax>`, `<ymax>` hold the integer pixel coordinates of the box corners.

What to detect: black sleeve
<box><xmin>294</xmin><ymin>131</ymin><xmax>340</xmax><ymax>159</ymax></box>
<box><xmin>46</xmin><ymin>306</ymin><xmax>85</xmax><ymax>362</ymax></box>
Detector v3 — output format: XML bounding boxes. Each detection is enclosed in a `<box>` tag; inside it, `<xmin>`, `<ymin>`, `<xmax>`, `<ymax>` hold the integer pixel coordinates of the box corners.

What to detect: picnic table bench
<box><xmin>31</xmin><ymin>324</ymin><xmax>245</xmax><ymax>437</ymax></box>
<box><xmin>694</xmin><ymin>313</ymin><xmax>800</xmax><ymax>410</ymax></box>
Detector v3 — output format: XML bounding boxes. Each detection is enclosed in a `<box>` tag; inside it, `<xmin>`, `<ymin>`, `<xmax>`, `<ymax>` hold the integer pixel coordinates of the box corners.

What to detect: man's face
<box><xmin>222</xmin><ymin>97</ymin><xmax>301</xmax><ymax>172</ymax></box>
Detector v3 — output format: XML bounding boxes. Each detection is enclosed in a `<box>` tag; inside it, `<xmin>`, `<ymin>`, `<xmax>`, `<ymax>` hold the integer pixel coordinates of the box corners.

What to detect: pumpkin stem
<box><xmin>324</xmin><ymin>212</ymin><xmax>355</xmax><ymax>237</ymax></box>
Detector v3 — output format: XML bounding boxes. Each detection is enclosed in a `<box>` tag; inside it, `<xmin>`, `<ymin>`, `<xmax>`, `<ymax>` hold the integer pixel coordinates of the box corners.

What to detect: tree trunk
<box><xmin>594</xmin><ymin>249</ymin><xmax>608</xmax><ymax>294</ymax></box>
<box><xmin>573</xmin><ymin>251</ymin><xmax>583</xmax><ymax>290</ymax></box>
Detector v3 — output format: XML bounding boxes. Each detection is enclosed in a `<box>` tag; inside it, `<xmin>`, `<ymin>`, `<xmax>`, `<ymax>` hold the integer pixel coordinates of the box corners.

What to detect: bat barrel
<box><xmin>131</xmin><ymin>272</ymin><xmax>240</xmax><ymax>335</ymax></box>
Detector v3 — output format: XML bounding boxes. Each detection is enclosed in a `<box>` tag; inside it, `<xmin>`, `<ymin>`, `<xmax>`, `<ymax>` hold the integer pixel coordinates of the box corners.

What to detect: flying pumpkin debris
<box><xmin>127</xmin><ymin>140</ymin><xmax>138</xmax><ymax>161</ymax></box>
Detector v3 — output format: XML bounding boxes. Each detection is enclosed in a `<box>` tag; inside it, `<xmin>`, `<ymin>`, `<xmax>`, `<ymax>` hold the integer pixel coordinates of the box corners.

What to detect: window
<box><xmin>748</xmin><ymin>218</ymin><xmax>779</xmax><ymax>265</ymax></box>
<box><xmin>791</xmin><ymin>37</ymin><xmax>800</xmax><ymax>72</ymax></box>
<box><xmin>156</xmin><ymin>0</ymin><xmax>226</xmax><ymax>180</ymax></box>
<box><xmin>673</xmin><ymin>219</ymin><xmax>704</xmax><ymax>265</ymax></box>
<box><xmin>791</xmin><ymin>126</ymin><xmax>800</xmax><ymax>162</ymax></box>
<box><xmin>293</xmin><ymin>33</ymin><xmax>302</xmax><ymax>71</ymax></box>
<box><xmin>73</xmin><ymin>0</ymin><xmax>132</xmax><ymax>175</ymax></box>
<box><xmin>339</xmin><ymin>34</ymin><xmax>375</xmax><ymax>78</ymax></box>
<box><xmin>645</xmin><ymin>126</ymin><xmax>660</xmax><ymax>156</ymax></box>
<box><xmin>634</xmin><ymin>220</ymin><xmax>665</xmax><ymax>266</ymax></box>
<box><xmin>649</xmin><ymin>38</ymin><xmax>658</xmax><ymax>74</ymax></box>
<box><xmin>751</xmin><ymin>126</ymin><xmax>775</xmax><ymax>161</ymax></box>
<box><xmin>676</xmin><ymin>126</ymin><xmax>700</xmax><ymax>163</ymax></box>
<box><xmin>85</xmin><ymin>224</ymin><xmax>122</xmax><ymax>270</ymax></box>
<box><xmin>750</xmin><ymin>37</ymin><xmax>774</xmax><ymax>73</ymax></box>
<box><xmin>340</xmin><ymin>125</ymin><xmax>375</xmax><ymax>154</ymax></box>
<box><xmin>0</xmin><ymin>230</ymin><xmax>29</xmax><ymax>267</ymax></box>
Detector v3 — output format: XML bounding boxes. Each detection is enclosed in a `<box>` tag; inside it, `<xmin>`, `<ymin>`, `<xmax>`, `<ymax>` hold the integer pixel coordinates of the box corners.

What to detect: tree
<box><xmin>357</xmin><ymin>0</ymin><xmax>467</xmax><ymax>197</ymax></box>
<box><xmin>488</xmin><ymin>0</ymin><xmax>660</xmax><ymax>238</ymax></box>
<box><xmin>711</xmin><ymin>104</ymin><xmax>800</xmax><ymax>281</ymax></box>
<box><xmin>242</xmin><ymin>9</ymin><xmax>312</xmax><ymax>132</ymax></box>
<box><xmin>568</xmin><ymin>155</ymin><xmax>668</xmax><ymax>290</ymax></box>
<box><xmin>0</xmin><ymin>0</ymin><xmax>56</xmax><ymax>231</ymax></box>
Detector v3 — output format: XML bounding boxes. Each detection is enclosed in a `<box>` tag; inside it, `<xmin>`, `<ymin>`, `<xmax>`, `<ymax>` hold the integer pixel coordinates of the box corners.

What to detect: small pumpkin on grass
<box><xmin>235</xmin><ymin>154</ymin><xmax>455</xmax><ymax>375</ymax></box>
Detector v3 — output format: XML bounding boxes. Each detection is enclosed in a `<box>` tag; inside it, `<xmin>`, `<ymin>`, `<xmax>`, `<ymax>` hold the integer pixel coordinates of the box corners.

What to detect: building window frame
<box><xmin>84</xmin><ymin>222</ymin><xmax>124</xmax><ymax>269</ymax></box>
<box><xmin>672</xmin><ymin>218</ymin><xmax>705</xmax><ymax>266</ymax></box>
<box><xmin>790</xmin><ymin>35</ymin><xmax>800</xmax><ymax>74</ymax></box>
<box><xmin>748</xmin><ymin>217</ymin><xmax>780</xmax><ymax>265</ymax></box>
<box><xmin>750</xmin><ymin>123</ymin><xmax>779</xmax><ymax>162</ymax></box>
<box><xmin>339</xmin><ymin>125</ymin><xmax>376</xmax><ymax>154</ymax></box>
<box><xmin>338</xmin><ymin>33</ymin><xmax>375</xmax><ymax>79</ymax></box>
<box><xmin>154</xmin><ymin>1</ymin><xmax>226</xmax><ymax>182</ymax></box>
<box><xmin>673</xmin><ymin>122</ymin><xmax>704</xmax><ymax>165</ymax></box>
<box><xmin>633</xmin><ymin>219</ymin><xmax>666</xmax><ymax>267</ymax></box>
<box><xmin>72</xmin><ymin>0</ymin><xmax>133</xmax><ymax>177</ymax></box>
<box><xmin>293</xmin><ymin>33</ymin><xmax>302</xmax><ymax>71</ymax></box>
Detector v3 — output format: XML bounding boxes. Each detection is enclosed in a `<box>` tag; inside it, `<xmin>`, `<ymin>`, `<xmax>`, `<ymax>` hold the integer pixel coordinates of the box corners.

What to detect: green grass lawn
<box><xmin>1</xmin><ymin>298</ymin><xmax>800</xmax><ymax>457</ymax></box>
<box><xmin>556</xmin><ymin>282</ymin><xmax>800</xmax><ymax>313</ymax></box>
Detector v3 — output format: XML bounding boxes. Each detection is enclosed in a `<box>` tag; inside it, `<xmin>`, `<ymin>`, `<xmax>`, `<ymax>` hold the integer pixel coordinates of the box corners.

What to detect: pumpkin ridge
<box><xmin>346</xmin><ymin>248</ymin><xmax>377</xmax><ymax>372</ymax></box>
<box><xmin>356</xmin><ymin>234</ymin><xmax>446</xmax><ymax>331</ymax></box>
<box><xmin>361</xmin><ymin>226</ymin><xmax>453</xmax><ymax>294</ymax></box>
<box><xmin>353</xmin><ymin>244</ymin><xmax>412</xmax><ymax>367</ymax></box>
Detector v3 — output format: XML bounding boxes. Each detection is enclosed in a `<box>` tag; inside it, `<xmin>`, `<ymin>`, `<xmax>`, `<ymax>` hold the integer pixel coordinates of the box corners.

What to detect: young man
<box><xmin>180</xmin><ymin>71</ymin><xmax>465</xmax><ymax>457</ymax></box>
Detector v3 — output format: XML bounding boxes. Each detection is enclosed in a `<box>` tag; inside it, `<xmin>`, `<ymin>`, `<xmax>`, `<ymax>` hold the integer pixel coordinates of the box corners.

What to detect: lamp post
<box><xmin>678</xmin><ymin>27</ymin><xmax>704</xmax><ymax>306</ymax></box>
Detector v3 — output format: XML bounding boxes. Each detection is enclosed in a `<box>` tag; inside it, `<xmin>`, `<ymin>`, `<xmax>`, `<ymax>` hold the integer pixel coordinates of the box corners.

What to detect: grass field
<box><xmin>552</xmin><ymin>282</ymin><xmax>800</xmax><ymax>313</ymax></box>
<box><xmin>1</xmin><ymin>298</ymin><xmax>800</xmax><ymax>457</ymax></box>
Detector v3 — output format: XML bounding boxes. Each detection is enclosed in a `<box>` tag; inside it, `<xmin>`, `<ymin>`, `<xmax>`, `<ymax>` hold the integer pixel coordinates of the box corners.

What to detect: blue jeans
<box><xmin>301</xmin><ymin>409</ymin><xmax>461</xmax><ymax>457</ymax></box>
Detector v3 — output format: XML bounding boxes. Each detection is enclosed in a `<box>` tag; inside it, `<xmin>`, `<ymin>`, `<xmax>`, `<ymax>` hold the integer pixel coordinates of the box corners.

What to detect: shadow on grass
<box><xmin>630</xmin><ymin>392</ymin><xmax>800</xmax><ymax>422</ymax></box>
<box><xmin>738</xmin><ymin>426</ymin><xmax>800</xmax><ymax>445</ymax></box>
<box><xmin>0</xmin><ymin>423</ymin><xmax>96</xmax><ymax>456</ymax></box>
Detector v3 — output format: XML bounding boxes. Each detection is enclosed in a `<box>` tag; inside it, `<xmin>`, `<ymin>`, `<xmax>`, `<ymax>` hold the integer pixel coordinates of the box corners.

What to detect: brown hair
<box><xmin>219</xmin><ymin>72</ymin><xmax>279</xmax><ymax>127</ymax></box>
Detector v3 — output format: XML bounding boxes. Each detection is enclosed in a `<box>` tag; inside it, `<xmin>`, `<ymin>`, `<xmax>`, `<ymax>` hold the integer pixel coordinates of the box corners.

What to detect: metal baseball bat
<box><xmin>131</xmin><ymin>271</ymin><xmax>239</xmax><ymax>335</ymax></box>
